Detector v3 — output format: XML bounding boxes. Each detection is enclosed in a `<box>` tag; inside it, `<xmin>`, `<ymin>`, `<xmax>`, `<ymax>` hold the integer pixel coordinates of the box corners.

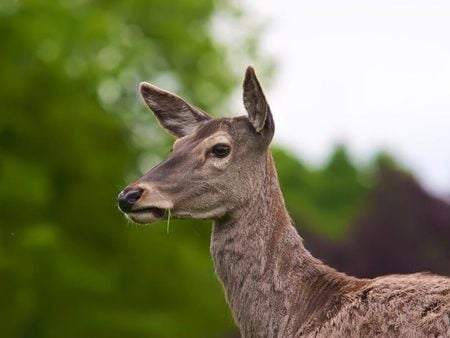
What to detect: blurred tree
<box><xmin>0</xmin><ymin>1</ymin><xmax>269</xmax><ymax>337</ymax></box>
<box><xmin>273</xmin><ymin>146</ymin><xmax>370</xmax><ymax>239</ymax></box>
<box><xmin>302</xmin><ymin>164</ymin><xmax>450</xmax><ymax>279</ymax></box>
<box><xmin>273</xmin><ymin>147</ymin><xmax>450</xmax><ymax>280</ymax></box>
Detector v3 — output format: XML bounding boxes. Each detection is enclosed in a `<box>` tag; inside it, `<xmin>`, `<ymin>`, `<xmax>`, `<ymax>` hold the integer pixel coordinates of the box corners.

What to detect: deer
<box><xmin>118</xmin><ymin>66</ymin><xmax>450</xmax><ymax>337</ymax></box>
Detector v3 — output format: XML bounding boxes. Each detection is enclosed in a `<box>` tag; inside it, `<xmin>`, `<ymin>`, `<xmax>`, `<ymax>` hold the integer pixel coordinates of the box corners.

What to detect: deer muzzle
<box><xmin>118</xmin><ymin>185</ymin><xmax>173</xmax><ymax>224</ymax></box>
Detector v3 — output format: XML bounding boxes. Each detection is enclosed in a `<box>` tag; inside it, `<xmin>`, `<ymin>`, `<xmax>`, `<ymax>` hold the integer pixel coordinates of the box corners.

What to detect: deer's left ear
<box><xmin>140</xmin><ymin>82</ymin><xmax>211</xmax><ymax>138</ymax></box>
<box><xmin>243</xmin><ymin>66</ymin><xmax>274</xmax><ymax>140</ymax></box>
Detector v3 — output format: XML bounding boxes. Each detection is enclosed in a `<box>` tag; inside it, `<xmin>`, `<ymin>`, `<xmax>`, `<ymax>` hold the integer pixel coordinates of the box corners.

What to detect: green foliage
<box><xmin>0</xmin><ymin>1</ymin><xmax>262</xmax><ymax>337</ymax></box>
<box><xmin>273</xmin><ymin>146</ymin><xmax>372</xmax><ymax>240</ymax></box>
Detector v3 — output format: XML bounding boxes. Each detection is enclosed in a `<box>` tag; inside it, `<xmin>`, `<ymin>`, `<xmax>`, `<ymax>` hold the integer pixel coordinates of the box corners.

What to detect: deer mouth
<box><xmin>127</xmin><ymin>206</ymin><xmax>167</xmax><ymax>224</ymax></box>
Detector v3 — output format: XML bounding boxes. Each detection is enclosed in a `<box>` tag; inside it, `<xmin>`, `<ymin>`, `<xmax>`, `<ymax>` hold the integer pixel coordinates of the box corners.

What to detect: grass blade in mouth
<box><xmin>166</xmin><ymin>208</ymin><xmax>172</xmax><ymax>234</ymax></box>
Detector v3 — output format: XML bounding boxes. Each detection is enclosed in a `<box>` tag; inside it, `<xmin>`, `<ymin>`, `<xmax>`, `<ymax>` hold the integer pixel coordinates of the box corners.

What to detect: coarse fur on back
<box><xmin>118</xmin><ymin>66</ymin><xmax>450</xmax><ymax>337</ymax></box>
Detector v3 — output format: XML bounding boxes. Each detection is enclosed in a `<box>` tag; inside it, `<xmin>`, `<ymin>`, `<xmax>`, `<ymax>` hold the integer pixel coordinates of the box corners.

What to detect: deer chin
<box><xmin>126</xmin><ymin>206</ymin><xmax>167</xmax><ymax>224</ymax></box>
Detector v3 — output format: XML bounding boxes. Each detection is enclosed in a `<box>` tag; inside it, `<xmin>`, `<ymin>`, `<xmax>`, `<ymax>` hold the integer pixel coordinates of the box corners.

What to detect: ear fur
<box><xmin>140</xmin><ymin>82</ymin><xmax>211</xmax><ymax>138</ymax></box>
<box><xmin>243</xmin><ymin>66</ymin><xmax>274</xmax><ymax>137</ymax></box>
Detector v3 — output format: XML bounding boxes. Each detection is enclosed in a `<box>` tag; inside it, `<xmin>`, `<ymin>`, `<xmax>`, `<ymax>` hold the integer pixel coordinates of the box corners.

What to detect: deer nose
<box><xmin>118</xmin><ymin>188</ymin><xmax>143</xmax><ymax>213</ymax></box>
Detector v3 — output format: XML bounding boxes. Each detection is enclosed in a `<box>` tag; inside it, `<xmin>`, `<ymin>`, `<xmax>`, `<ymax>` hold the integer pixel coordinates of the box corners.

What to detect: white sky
<box><xmin>239</xmin><ymin>0</ymin><xmax>450</xmax><ymax>196</ymax></box>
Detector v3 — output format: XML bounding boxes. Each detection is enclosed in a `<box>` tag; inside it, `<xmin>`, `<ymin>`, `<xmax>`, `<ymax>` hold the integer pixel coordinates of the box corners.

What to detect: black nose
<box><xmin>118</xmin><ymin>188</ymin><xmax>143</xmax><ymax>213</ymax></box>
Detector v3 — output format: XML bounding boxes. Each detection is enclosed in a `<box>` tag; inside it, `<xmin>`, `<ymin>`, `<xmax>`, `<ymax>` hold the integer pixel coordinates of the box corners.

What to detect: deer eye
<box><xmin>212</xmin><ymin>143</ymin><xmax>230</xmax><ymax>158</ymax></box>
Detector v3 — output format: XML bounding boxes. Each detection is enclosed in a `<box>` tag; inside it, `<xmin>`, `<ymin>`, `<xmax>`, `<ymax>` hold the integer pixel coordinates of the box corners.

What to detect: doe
<box><xmin>118</xmin><ymin>66</ymin><xmax>450</xmax><ymax>337</ymax></box>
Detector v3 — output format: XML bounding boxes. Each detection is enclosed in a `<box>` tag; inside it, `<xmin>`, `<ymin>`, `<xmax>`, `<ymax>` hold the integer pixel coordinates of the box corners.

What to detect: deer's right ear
<box><xmin>140</xmin><ymin>82</ymin><xmax>211</xmax><ymax>138</ymax></box>
<box><xmin>243</xmin><ymin>66</ymin><xmax>274</xmax><ymax>142</ymax></box>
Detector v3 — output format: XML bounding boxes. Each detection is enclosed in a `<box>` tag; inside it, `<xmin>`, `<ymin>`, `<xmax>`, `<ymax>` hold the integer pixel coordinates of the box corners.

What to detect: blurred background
<box><xmin>1</xmin><ymin>1</ymin><xmax>449</xmax><ymax>337</ymax></box>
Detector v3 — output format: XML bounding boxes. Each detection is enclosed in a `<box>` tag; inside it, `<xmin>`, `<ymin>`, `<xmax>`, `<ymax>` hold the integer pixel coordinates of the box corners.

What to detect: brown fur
<box><xmin>212</xmin><ymin>153</ymin><xmax>449</xmax><ymax>337</ymax></box>
<box><xmin>120</xmin><ymin>67</ymin><xmax>450</xmax><ymax>337</ymax></box>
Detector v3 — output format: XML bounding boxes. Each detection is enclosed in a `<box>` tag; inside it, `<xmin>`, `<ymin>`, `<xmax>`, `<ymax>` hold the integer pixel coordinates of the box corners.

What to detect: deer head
<box><xmin>118</xmin><ymin>66</ymin><xmax>274</xmax><ymax>224</ymax></box>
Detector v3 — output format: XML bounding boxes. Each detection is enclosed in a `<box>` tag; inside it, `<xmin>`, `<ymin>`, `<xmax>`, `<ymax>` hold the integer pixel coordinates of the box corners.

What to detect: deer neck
<box><xmin>210</xmin><ymin>152</ymin><xmax>352</xmax><ymax>336</ymax></box>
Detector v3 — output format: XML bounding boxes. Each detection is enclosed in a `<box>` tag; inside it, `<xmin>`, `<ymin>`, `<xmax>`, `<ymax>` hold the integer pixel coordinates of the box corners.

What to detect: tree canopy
<box><xmin>0</xmin><ymin>1</ymin><xmax>258</xmax><ymax>337</ymax></box>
